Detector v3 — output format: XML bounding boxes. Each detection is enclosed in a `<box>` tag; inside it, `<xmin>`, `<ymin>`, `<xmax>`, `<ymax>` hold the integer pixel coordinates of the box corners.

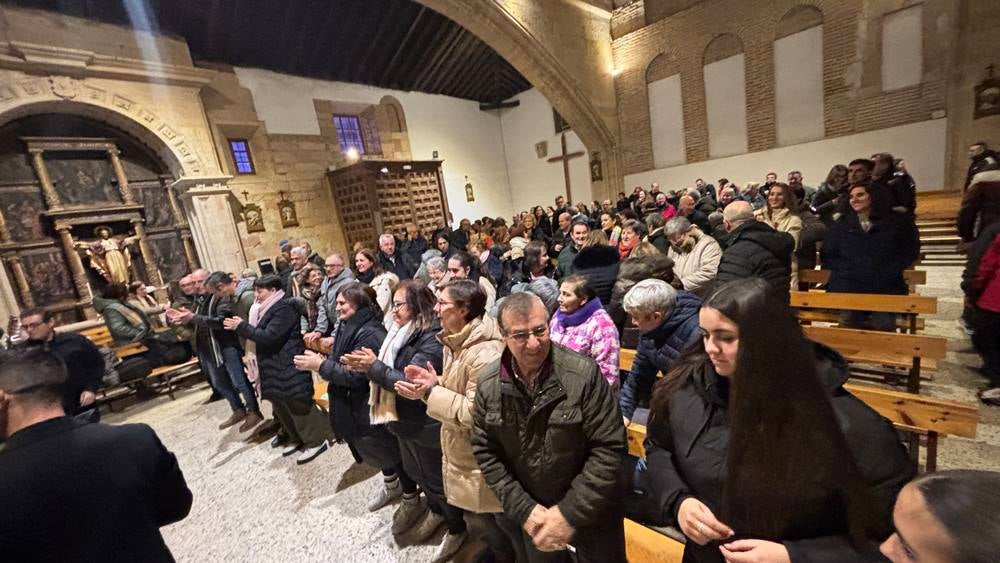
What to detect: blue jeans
<box><xmin>222</xmin><ymin>346</ymin><xmax>258</xmax><ymax>413</ymax></box>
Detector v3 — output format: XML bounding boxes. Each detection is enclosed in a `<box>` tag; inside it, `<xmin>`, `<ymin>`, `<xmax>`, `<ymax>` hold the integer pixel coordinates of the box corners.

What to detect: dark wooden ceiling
<box><xmin>8</xmin><ymin>0</ymin><xmax>533</xmax><ymax>104</ymax></box>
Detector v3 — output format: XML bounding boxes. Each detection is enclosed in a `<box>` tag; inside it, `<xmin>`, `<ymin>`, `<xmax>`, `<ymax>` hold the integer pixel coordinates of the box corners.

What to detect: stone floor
<box><xmin>105</xmin><ymin>265</ymin><xmax>999</xmax><ymax>562</ymax></box>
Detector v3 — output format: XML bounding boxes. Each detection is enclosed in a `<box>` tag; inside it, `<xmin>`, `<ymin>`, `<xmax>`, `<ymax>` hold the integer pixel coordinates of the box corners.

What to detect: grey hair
<box><xmin>623</xmin><ymin>278</ymin><xmax>678</xmax><ymax>319</ymax></box>
<box><xmin>645</xmin><ymin>213</ymin><xmax>666</xmax><ymax>230</ymax></box>
<box><xmin>420</xmin><ymin>248</ymin><xmax>442</xmax><ymax>263</ymax></box>
<box><xmin>523</xmin><ymin>277</ymin><xmax>559</xmax><ymax>315</ymax></box>
<box><xmin>378</xmin><ymin>233</ymin><xmax>395</xmax><ymax>244</ymax></box>
<box><xmin>497</xmin><ymin>291</ymin><xmax>549</xmax><ymax>332</ymax></box>
<box><xmin>241</xmin><ymin>268</ymin><xmax>257</xmax><ymax>278</ymax></box>
<box><xmin>290</xmin><ymin>246</ymin><xmax>307</xmax><ymax>258</ymax></box>
<box><xmin>426</xmin><ymin>257</ymin><xmax>447</xmax><ymax>272</ymax></box>
<box><xmin>664</xmin><ymin>216</ymin><xmax>691</xmax><ymax>237</ymax></box>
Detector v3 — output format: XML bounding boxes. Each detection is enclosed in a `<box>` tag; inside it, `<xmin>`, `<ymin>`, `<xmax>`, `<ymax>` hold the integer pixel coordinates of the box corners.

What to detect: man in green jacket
<box><xmin>472</xmin><ymin>292</ymin><xmax>627</xmax><ymax>563</ymax></box>
<box><xmin>555</xmin><ymin>217</ymin><xmax>590</xmax><ymax>280</ymax></box>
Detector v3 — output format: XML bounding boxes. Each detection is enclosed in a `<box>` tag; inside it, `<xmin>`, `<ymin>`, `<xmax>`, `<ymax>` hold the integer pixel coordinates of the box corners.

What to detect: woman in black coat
<box><xmin>225</xmin><ymin>274</ymin><xmax>330</xmax><ymax>465</ymax></box>
<box><xmin>821</xmin><ymin>183</ymin><xmax>920</xmax><ymax>330</ymax></box>
<box><xmin>572</xmin><ymin>230</ymin><xmax>621</xmax><ymax>311</ymax></box>
<box><xmin>628</xmin><ymin>278</ymin><xmax>914</xmax><ymax>563</ymax></box>
<box><xmin>342</xmin><ymin>281</ymin><xmax>468</xmax><ymax>558</ymax></box>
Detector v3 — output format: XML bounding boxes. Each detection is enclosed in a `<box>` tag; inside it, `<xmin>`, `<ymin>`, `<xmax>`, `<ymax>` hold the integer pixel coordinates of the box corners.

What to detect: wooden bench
<box><xmin>790</xmin><ymin>291</ymin><xmax>937</xmax><ymax>335</ymax></box>
<box><xmin>625</xmin><ymin>518</ymin><xmax>684</xmax><ymax>563</ymax></box>
<box><xmin>802</xmin><ymin>325</ymin><xmax>947</xmax><ymax>393</ymax></box>
<box><xmin>799</xmin><ymin>269</ymin><xmax>927</xmax><ymax>294</ymax></box>
<box><xmin>619</xmin><ymin>349</ymin><xmax>977</xmax><ymax>472</ymax></box>
<box><xmin>77</xmin><ymin>324</ymin><xmax>200</xmax><ymax>409</ymax></box>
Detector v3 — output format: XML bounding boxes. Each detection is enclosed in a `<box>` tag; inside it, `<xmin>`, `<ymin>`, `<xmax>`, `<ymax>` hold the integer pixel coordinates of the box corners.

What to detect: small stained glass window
<box><xmin>228</xmin><ymin>139</ymin><xmax>255</xmax><ymax>174</ymax></box>
<box><xmin>333</xmin><ymin>115</ymin><xmax>366</xmax><ymax>155</ymax></box>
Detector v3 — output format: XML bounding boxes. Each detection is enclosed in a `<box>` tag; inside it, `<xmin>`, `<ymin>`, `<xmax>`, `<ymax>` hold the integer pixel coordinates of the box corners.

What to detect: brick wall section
<box><xmin>612</xmin><ymin>0</ymin><xmax>958</xmax><ymax>176</ymax></box>
<box><xmin>611</xmin><ymin>1</ymin><xmax>645</xmax><ymax>39</ymax></box>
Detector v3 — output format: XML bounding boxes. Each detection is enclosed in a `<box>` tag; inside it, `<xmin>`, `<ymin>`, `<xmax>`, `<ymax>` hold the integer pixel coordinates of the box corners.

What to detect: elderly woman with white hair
<box><xmin>618</xmin><ymin>279</ymin><xmax>702</xmax><ymax>426</ymax></box>
<box><xmin>664</xmin><ymin>216</ymin><xmax>722</xmax><ymax>297</ymax></box>
<box><xmin>425</xmin><ymin>256</ymin><xmax>451</xmax><ymax>296</ymax></box>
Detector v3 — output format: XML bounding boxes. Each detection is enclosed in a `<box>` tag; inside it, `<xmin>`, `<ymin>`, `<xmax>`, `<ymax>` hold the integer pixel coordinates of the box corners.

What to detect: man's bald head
<box><xmin>678</xmin><ymin>195</ymin><xmax>695</xmax><ymax>216</ymax></box>
<box><xmin>723</xmin><ymin>200</ymin><xmax>754</xmax><ymax>232</ymax></box>
<box><xmin>190</xmin><ymin>269</ymin><xmax>209</xmax><ymax>294</ymax></box>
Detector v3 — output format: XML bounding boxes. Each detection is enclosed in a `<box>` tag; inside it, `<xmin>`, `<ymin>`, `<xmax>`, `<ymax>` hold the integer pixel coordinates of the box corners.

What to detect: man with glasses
<box><xmin>19</xmin><ymin>308</ymin><xmax>105</xmax><ymax>417</ymax></box>
<box><xmin>0</xmin><ymin>348</ymin><xmax>192</xmax><ymax>561</ymax></box>
<box><xmin>303</xmin><ymin>252</ymin><xmax>355</xmax><ymax>350</ymax></box>
<box><xmin>472</xmin><ymin>293</ymin><xmax>628</xmax><ymax>563</ymax></box>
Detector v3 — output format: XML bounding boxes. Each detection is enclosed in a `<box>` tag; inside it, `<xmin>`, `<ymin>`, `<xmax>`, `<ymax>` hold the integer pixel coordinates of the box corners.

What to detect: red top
<box><xmin>976</xmin><ymin>232</ymin><xmax>1000</xmax><ymax>313</ymax></box>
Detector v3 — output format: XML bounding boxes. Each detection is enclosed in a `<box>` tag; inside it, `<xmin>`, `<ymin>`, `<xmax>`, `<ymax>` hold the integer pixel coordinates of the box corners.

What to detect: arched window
<box><xmin>775</xmin><ymin>5</ymin><xmax>825</xmax><ymax>145</ymax></box>
<box><xmin>702</xmin><ymin>34</ymin><xmax>747</xmax><ymax>157</ymax></box>
<box><xmin>646</xmin><ymin>52</ymin><xmax>686</xmax><ymax>167</ymax></box>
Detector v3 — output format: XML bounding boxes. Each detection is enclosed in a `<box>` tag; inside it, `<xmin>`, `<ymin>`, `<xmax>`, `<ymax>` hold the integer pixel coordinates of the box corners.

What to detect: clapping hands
<box><xmin>395</xmin><ymin>363</ymin><xmax>438</xmax><ymax>400</ymax></box>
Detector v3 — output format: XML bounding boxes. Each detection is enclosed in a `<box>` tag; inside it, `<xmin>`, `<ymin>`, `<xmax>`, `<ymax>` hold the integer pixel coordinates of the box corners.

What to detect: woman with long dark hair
<box><xmin>632</xmin><ymin>278</ymin><xmax>914</xmax><ymax>562</ymax></box>
<box><xmin>532</xmin><ymin>205</ymin><xmax>552</xmax><ymax>238</ymax></box>
<box><xmin>821</xmin><ymin>183</ymin><xmax>920</xmax><ymax>330</ymax></box>
<box><xmin>355</xmin><ymin>248</ymin><xmax>399</xmax><ymax>328</ymax></box>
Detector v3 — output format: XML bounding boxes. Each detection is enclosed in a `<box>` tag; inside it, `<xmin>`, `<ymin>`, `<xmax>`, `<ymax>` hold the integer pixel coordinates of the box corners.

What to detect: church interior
<box><xmin>0</xmin><ymin>0</ymin><xmax>998</xmax><ymax>561</ymax></box>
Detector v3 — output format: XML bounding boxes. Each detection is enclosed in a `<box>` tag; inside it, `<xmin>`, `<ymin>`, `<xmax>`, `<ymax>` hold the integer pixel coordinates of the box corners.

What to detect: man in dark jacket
<box><xmin>556</xmin><ymin>217</ymin><xmax>589</xmax><ymax>279</ymax></box>
<box><xmin>550</xmin><ymin>212</ymin><xmax>573</xmax><ymax>259</ymax></box>
<box><xmin>966</xmin><ymin>142</ymin><xmax>999</xmax><ymax>192</ymax></box>
<box><xmin>473</xmin><ymin>293</ymin><xmax>628</xmax><ymax>563</ymax></box>
<box><xmin>450</xmin><ymin>219</ymin><xmax>472</xmax><ymax>253</ymax></box>
<box><xmin>958</xmin><ymin>165</ymin><xmax>1000</xmax><ymax>242</ymax></box>
<box><xmin>715</xmin><ymin>201</ymin><xmax>794</xmax><ymax>296</ymax></box>
<box><xmin>645</xmin><ymin>213</ymin><xmax>670</xmax><ymax>255</ymax></box>
<box><xmin>378</xmin><ymin>233</ymin><xmax>416</xmax><ymax>280</ymax></box>
<box><xmin>20</xmin><ymin>308</ymin><xmax>104</xmax><ymax>416</ymax></box>
<box><xmin>0</xmin><ymin>349</ymin><xmax>192</xmax><ymax>562</ymax></box>
<box><xmin>301</xmin><ymin>241</ymin><xmax>325</xmax><ymax>268</ymax></box>
<box><xmin>572</xmin><ymin>243</ymin><xmax>621</xmax><ymax>311</ymax></box>
<box><xmin>618</xmin><ymin>282</ymin><xmax>701</xmax><ymax>425</ymax></box>
<box><xmin>401</xmin><ymin>222</ymin><xmax>429</xmax><ymax>266</ymax></box>
<box><xmin>678</xmin><ymin>194</ymin><xmax>712</xmax><ymax>234</ymax></box>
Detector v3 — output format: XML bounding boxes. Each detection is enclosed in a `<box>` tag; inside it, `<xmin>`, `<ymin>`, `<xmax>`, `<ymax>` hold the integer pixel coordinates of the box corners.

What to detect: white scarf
<box><xmin>369</xmin><ymin>320</ymin><xmax>415</xmax><ymax>425</ymax></box>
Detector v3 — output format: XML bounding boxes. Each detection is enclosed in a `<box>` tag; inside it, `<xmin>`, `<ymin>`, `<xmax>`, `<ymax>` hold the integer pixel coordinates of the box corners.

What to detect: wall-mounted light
<box><xmin>380</xmin><ymin>167</ymin><xmax>389</xmax><ymax>174</ymax></box>
<box><xmin>611</xmin><ymin>68</ymin><xmax>622</xmax><ymax>77</ymax></box>
<box><xmin>345</xmin><ymin>147</ymin><xmax>359</xmax><ymax>161</ymax></box>
<box><xmin>402</xmin><ymin>164</ymin><xmax>412</xmax><ymax>171</ymax></box>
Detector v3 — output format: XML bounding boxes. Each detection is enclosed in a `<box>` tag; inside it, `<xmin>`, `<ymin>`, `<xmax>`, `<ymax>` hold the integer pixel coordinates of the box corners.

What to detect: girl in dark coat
<box><xmin>225</xmin><ymin>274</ymin><xmax>330</xmax><ymax>465</ymax></box>
<box><xmin>573</xmin><ymin>230</ymin><xmax>621</xmax><ymax>310</ymax></box>
<box><xmin>342</xmin><ymin>281</ymin><xmax>467</xmax><ymax>559</ymax></box>
<box><xmin>628</xmin><ymin>278</ymin><xmax>914</xmax><ymax>563</ymax></box>
<box><xmin>821</xmin><ymin>183</ymin><xmax>920</xmax><ymax>330</ymax></box>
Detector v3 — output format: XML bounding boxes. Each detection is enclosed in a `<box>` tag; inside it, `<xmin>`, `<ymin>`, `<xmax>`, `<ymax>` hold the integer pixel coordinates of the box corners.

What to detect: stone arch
<box><xmin>379</xmin><ymin>95</ymin><xmax>408</xmax><ymax>133</ymax></box>
<box><xmin>414</xmin><ymin>0</ymin><xmax>623</xmax><ymax>197</ymax></box>
<box><xmin>776</xmin><ymin>5</ymin><xmax>824</xmax><ymax>40</ymax></box>
<box><xmin>703</xmin><ymin>34</ymin><xmax>745</xmax><ymax>66</ymax></box>
<box><xmin>0</xmin><ymin>78</ymin><xmax>204</xmax><ymax>179</ymax></box>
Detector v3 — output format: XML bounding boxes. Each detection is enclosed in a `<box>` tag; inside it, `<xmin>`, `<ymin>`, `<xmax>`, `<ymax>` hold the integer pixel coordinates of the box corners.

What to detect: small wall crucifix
<box><xmin>546</xmin><ymin>132</ymin><xmax>586</xmax><ymax>202</ymax></box>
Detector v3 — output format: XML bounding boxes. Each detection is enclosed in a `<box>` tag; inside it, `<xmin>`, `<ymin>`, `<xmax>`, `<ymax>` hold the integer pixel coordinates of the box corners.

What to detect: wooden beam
<box><xmin>441</xmin><ymin>39</ymin><xmax>491</xmax><ymax>99</ymax></box>
<box><xmin>412</xmin><ymin>24</ymin><xmax>466</xmax><ymax>91</ymax></box>
<box><xmin>790</xmin><ymin>291</ymin><xmax>937</xmax><ymax>314</ymax></box>
<box><xmin>351</xmin><ymin>1</ymin><xmax>406</xmax><ymax>83</ymax></box>
<box><xmin>379</xmin><ymin>6</ymin><xmax>428</xmax><ymax>86</ymax></box>
<box><xmin>454</xmin><ymin>43</ymin><xmax>498</xmax><ymax>101</ymax></box>
<box><xmin>426</xmin><ymin>32</ymin><xmax>479</xmax><ymax>94</ymax></box>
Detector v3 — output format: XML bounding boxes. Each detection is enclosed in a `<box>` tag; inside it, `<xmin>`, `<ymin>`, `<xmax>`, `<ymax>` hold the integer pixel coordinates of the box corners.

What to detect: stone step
<box><xmin>918</xmin><ymin>226</ymin><xmax>958</xmax><ymax>235</ymax></box>
<box><xmin>916</xmin><ymin>219</ymin><xmax>957</xmax><ymax>228</ymax></box>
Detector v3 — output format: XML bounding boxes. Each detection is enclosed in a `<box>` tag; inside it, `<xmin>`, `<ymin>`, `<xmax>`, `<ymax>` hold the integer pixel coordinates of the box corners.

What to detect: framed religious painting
<box><xmin>243</xmin><ymin>202</ymin><xmax>266</xmax><ymax>233</ymax></box>
<box><xmin>974</xmin><ymin>65</ymin><xmax>1000</xmax><ymax>120</ymax></box>
<box><xmin>277</xmin><ymin>193</ymin><xmax>299</xmax><ymax>228</ymax></box>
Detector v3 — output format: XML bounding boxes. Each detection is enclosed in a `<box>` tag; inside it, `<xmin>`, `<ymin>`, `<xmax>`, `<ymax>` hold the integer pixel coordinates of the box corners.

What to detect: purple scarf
<box><xmin>553</xmin><ymin>297</ymin><xmax>603</xmax><ymax>328</ymax></box>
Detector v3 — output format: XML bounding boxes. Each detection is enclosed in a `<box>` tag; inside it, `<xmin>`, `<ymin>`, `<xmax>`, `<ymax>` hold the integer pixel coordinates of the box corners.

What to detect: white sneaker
<box><xmin>281</xmin><ymin>443</ymin><xmax>302</xmax><ymax>457</ymax></box>
<box><xmin>369</xmin><ymin>479</ymin><xmax>402</xmax><ymax>511</ymax></box>
<box><xmin>431</xmin><ymin>530</ymin><xmax>468</xmax><ymax>563</ymax></box>
<box><xmin>296</xmin><ymin>443</ymin><xmax>329</xmax><ymax>465</ymax></box>
<box><xmin>391</xmin><ymin>495</ymin><xmax>427</xmax><ymax>535</ymax></box>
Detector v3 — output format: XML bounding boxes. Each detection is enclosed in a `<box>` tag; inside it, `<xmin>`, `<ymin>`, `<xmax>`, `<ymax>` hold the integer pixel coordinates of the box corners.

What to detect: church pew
<box><xmin>790</xmin><ymin>290</ymin><xmax>937</xmax><ymax>334</ymax></box>
<box><xmin>624</xmin><ymin>518</ymin><xmax>685</xmax><ymax>563</ymax></box>
<box><xmin>801</xmin><ymin>325</ymin><xmax>946</xmax><ymax>393</ymax></box>
<box><xmin>798</xmin><ymin>269</ymin><xmax>927</xmax><ymax>294</ymax></box>
<box><xmin>618</xmin><ymin>349</ymin><xmax>976</xmax><ymax>472</ymax></box>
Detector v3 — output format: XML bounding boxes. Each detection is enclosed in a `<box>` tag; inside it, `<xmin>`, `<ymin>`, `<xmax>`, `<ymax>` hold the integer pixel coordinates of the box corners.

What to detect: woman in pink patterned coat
<box><xmin>549</xmin><ymin>274</ymin><xmax>621</xmax><ymax>389</ymax></box>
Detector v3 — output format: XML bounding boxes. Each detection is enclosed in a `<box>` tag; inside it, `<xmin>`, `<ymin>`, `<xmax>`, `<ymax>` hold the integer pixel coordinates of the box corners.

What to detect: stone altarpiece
<box><xmin>0</xmin><ymin>134</ymin><xmax>199</xmax><ymax>323</ymax></box>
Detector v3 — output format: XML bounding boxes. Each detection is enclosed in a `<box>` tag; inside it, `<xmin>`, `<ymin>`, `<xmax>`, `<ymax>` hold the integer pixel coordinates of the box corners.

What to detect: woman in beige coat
<box><xmin>755</xmin><ymin>182</ymin><xmax>803</xmax><ymax>286</ymax></box>
<box><xmin>397</xmin><ymin>279</ymin><xmax>514</xmax><ymax>561</ymax></box>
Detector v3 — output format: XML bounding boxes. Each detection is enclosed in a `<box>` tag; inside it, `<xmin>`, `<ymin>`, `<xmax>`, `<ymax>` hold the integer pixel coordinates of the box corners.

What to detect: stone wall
<box><xmin>610</xmin><ymin>0</ymin><xmax>989</xmax><ymax>189</ymax></box>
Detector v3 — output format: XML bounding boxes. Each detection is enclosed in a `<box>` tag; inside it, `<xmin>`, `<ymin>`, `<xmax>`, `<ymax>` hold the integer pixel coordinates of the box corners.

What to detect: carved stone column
<box><xmin>5</xmin><ymin>255</ymin><xmax>34</xmax><ymax>309</ymax></box>
<box><xmin>55</xmin><ymin>224</ymin><xmax>92</xmax><ymax>305</ymax></box>
<box><xmin>175</xmin><ymin>178</ymin><xmax>246</xmax><ymax>275</ymax></box>
<box><xmin>107</xmin><ymin>148</ymin><xmax>137</xmax><ymax>205</ymax></box>
<box><xmin>162</xmin><ymin>175</ymin><xmax>186</xmax><ymax>225</ymax></box>
<box><xmin>130</xmin><ymin>218</ymin><xmax>165</xmax><ymax>290</ymax></box>
<box><xmin>29</xmin><ymin>148</ymin><xmax>63</xmax><ymax>210</ymax></box>
<box><xmin>179</xmin><ymin>230</ymin><xmax>200</xmax><ymax>271</ymax></box>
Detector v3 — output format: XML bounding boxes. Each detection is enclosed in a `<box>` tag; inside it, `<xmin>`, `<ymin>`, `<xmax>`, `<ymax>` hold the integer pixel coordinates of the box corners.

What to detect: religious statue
<box><xmin>76</xmin><ymin>225</ymin><xmax>138</xmax><ymax>284</ymax></box>
<box><xmin>278</xmin><ymin>192</ymin><xmax>299</xmax><ymax>227</ymax></box>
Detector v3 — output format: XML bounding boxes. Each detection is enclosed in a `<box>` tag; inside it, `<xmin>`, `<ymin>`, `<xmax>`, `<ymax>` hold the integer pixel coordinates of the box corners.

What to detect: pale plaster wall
<box><xmin>233</xmin><ymin>67</ymin><xmax>515</xmax><ymax>223</ymax></box>
<box><xmin>647</xmin><ymin>74</ymin><xmax>686</xmax><ymax>168</ymax></box>
<box><xmin>499</xmin><ymin>88</ymin><xmax>592</xmax><ymax>214</ymax></box>
<box><xmin>625</xmin><ymin>118</ymin><xmax>947</xmax><ymax>192</ymax></box>
<box><xmin>774</xmin><ymin>26</ymin><xmax>825</xmax><ymax>146</ymax></box>
<box><xmin>704</xmin><ymin>54</ymin><xmax>748</xmax><ymax>158</ymax></box>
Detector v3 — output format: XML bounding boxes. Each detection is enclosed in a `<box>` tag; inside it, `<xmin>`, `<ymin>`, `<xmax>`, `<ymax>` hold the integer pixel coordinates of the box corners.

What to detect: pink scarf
<box><xmin>244</xmin><ymin>289</ymin><xmax>285</xmax><ymax>391</ymax></box>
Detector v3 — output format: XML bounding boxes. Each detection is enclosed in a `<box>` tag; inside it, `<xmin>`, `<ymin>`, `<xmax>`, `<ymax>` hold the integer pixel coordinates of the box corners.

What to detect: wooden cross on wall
<box><xmin>547</xmin><ymin>132</ymin><xmax>585</xmax><ymax>202</ymax></box>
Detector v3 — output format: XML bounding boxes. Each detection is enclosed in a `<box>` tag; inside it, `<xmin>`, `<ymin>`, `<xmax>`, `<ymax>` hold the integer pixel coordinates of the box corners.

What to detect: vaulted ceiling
<box><xmin>7</xmin><ymin>0</ymin><xmax>534</xmax><ymax>104</ymax></box>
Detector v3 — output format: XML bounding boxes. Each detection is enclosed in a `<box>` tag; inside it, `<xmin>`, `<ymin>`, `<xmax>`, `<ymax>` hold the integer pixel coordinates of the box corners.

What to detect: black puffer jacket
<box><xmin>367</xmin><ymin>320</ymin><xmax>445</xmax><ymax>440</ymax></box>
<box><xmin>715</xmin><ymin>221</ymin><xmax>794</xmax><ymax>296</ymax></box>
<box><xmin>573</xmin><ymin>245</ymin><xmax>621</xmax><ymax>310</ymax></box>
<box><xmin>821</xmin><ymin>211</ymin><xmax>920</xmax><ymax>295</ymax></box>
<box><xmin>635</xmin><ymin>343</ymin><xmax>914</xmax><ymax>563</ymax></box>
<box><xmin>609</xmin><ymin>253</ymin><xmax>676</xmax><ymax>329</ymax></box>
<box><xmin>320</xmin><ymin>307</ymin><xmax>388</xmax><ymax>439</ymax></box>
<box><xmin>235</xmin><ymin>298</ymin><xmax>313</xmax><ymax>401</ymax></box>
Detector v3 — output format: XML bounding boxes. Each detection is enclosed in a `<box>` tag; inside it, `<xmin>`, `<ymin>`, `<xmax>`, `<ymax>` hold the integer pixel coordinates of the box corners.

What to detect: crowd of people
<box><xmin>2</xmin><ymin>145</ymin><xmax>999</xmax><ymax>562</ymax></box>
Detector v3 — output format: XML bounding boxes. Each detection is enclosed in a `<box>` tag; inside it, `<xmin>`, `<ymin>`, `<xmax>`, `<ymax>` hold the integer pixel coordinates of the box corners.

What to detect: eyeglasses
<box><xmin>391</xmin><ymin>301</ymin><xmax>407</xmax><ymax>311</ymax></box>
<box><xmin>505</xmin><ymin>325</ymin><xmax>548</xmax><ymax>342</ymax></box>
